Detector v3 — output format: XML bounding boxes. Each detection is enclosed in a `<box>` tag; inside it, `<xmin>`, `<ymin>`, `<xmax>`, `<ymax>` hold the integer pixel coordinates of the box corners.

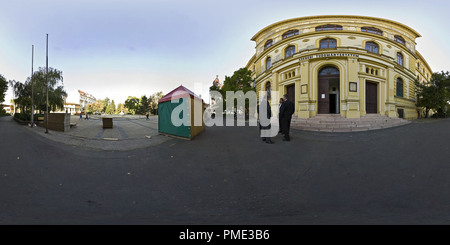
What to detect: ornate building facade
<box><xmin>246</xmin><ymin>15</ymin><xmax>432</xmax><ymax>119</ymax></box>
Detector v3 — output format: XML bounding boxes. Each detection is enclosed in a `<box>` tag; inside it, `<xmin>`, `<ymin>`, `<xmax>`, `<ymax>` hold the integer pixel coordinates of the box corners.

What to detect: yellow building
<box><xmin>246</xmin><ymin>15</ymin><xmax>432</xmax><ymax>120</ymax></box>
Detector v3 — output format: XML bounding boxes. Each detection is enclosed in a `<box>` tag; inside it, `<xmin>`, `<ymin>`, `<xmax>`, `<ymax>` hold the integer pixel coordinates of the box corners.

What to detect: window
<box><xmin>282</xmin><ymin>30</ymin><xmax>299</xmax><ymax>39</ymax></box>
<box><xmin>319</xmin><ymin>38</ymin><xmax>337</xmax><ymax>49</ymax></box>
<box><xmin>266</xmin><ymin>82</ymin><xmax>271</xmax><ymax>99</ymax></box>
<box><xmin>319</xmin><ymin>66</ymin><xmax>339</xmax><ymax>76</ymax></box>
<box><xmin>394</xmin><ymin>35</ymin><xmax>405</xmax><ymax>45</ymax></box>
<box><xmin>285</xmin><ymin>45</ymin><xmax>295</xmax><ymax>58</ymax></box>
<box><xmin>396</xmin><ymin>78</ymin><xmax>404</xmax><ymax>97</ymax></box>
<box><xmin>264</xmin><ymin>39</ymin><xmax>273</xmax><ymax>50</ymax></box>
<box><xmin>361</xmin><ymin>27</ymin><xmax>383</xmax><ymax>35</ymax></box>
<box><xmin>315</xmin><ymin>24</ymin><xmax>343</xmax><ymax>31</ymax></box>
<box><xmin>397</xmin><ymin>52</ymin><xmax>404</xmax><ymax>66</ymax></box>
<box><xmin>365</xmin><ymin>41</ymin><xmax>379</xmax><ymax>53</ymax></box>
<box><xmin>265</xmin><ymin>57</ymin><xmax>271</xmax><ymax>70</ymax></box>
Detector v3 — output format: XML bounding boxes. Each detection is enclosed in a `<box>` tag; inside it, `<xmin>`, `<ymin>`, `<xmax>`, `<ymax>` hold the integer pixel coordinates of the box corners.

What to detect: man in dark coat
<box><xmin>279</xmin><ymin>94</ymin><xmax>294</xmax><ymax>141</ymax></box>
<box><xmin>257</xmin><ymin>96</ymin><xmax>274</xmax><ymax>144</ymax></box>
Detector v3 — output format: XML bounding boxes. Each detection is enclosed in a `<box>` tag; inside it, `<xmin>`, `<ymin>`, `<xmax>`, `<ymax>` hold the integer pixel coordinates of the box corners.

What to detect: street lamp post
<box><xmin>31</xmin><ymin>44</ymin><xmax>34</xmax><ymax>128</ymax></box>
<box><xmin>45</xmin><ymin>34</ymin><xmax>49</xmax><ymax>134</ymax></box>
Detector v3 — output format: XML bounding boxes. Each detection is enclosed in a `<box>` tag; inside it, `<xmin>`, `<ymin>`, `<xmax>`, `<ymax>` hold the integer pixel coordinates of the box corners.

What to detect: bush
<box><xmin>0</xmin><ymin>109</ymin><xmax>10</xmax><ymax>117</ymax></box>
<box><xmin>14</xmin><ymin>113</ymin><xmax>30</xmax><ymax>121</ymax></box>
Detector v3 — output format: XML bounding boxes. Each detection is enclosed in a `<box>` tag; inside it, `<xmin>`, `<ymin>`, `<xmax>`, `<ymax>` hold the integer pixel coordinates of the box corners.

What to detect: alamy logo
<box><xmin>170</xmin><ymin>90</ymin><xmax>279</xmax><ymax>137</ymax></box>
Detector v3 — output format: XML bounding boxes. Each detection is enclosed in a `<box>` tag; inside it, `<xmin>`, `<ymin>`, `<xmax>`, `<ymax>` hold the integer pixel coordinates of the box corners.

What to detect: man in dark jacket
<box><xmin>279</xmin><ymin>94</ymin><xmax>294</xmax><ymax>141</ymax></box>
<box><xmin>258</xmin><ymin>96</ymin><xmax>274</xmax><ymax>144</ymax></box>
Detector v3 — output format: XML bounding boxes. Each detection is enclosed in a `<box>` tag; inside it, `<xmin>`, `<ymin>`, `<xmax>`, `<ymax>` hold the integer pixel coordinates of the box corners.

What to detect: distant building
<box><xmin>62</xmin><ymin>89</ymin><xmax>96</xmax><ymax>114</ymax></box>
<box><xmin>1</xmin><ymin>104</ymin><xmax>12</xmax><ymax>114</ymax></box>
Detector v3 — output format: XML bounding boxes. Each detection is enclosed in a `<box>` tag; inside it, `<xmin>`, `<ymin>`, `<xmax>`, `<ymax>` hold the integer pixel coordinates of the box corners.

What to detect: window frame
<box><xmin>361</xmin><ymin>27</ymin><xmax>383</xmax><ymax>35</ymax></box>
<box><xmin>264</xmin><ymin>39</ymin><xmax>273</xmax><ymax>50</ymax></box>
<box><xmin>284</xmin><ymin>45</ymin><xmax>296</xmax><ymax>58</ymax></box>
<box><xmin>365</xmin><ymin>41</ymin><xmax>379</xmax><ymax>54</ymax></box>
<box><xmin>315</xmin><ymin>24</ymin><xmax>343</xmax><ymax>31</ymax></box>
<box><xmin>396</xmin><ymin>77</ymin><xmax>404</xmax><ymax>97</ymax></box>
<box><xmin>319</xmin><ymin>38</ymin><xmax>337</xmax><ymax>49</ymax></box>
<box><xmin>397</xmin><ymin>52</ymin><xmax>404</xmax><ymax>66</ymax></box>
<box><xmin>265</xmin><ymin>57</ymin><xmax>271</xmax><ymax>70</ymax></box>
<box><xmin>282</xmin><ymin>30</ymin><xmax>299</xmax><ymax>39</ymax></box>
<box><xmin>394</xmin><ymin>35</ymin><xmax>406</xmax><ymax>46</ymax></box>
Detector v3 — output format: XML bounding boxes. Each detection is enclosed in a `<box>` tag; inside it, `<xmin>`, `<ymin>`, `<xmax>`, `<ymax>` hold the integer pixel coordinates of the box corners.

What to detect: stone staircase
<box><xmin>290</xmin><ymin>114</ymin><xmax>411</xmax><ymax>132</ymax></box>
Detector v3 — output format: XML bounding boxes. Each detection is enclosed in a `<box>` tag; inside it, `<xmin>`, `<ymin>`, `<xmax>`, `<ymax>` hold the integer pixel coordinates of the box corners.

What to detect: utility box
<box><xmin>102</xmin><ymin>117</ymin><xmax>113</xmax><ymax>128</ymax></box>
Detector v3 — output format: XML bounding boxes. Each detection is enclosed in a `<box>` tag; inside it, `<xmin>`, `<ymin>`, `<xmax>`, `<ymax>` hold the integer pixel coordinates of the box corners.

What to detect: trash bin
<box><xmin>102</xmin><ymin>117</ymin><xmax>113</xmax><ymax>128</ymax></box>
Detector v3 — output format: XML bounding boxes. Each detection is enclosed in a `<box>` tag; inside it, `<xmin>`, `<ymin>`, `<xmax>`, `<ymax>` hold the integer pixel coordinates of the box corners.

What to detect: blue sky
<box><xmin>1</xmin><ymin>0</ymin><xmax>450</xmax><ymax>104</ymax></box>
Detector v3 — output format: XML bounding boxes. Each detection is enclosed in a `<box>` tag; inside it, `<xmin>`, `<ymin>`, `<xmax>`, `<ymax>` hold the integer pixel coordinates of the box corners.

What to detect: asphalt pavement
<box><xmin>1</xmin><ymin>115</ymin><xmax>450</xmax><ymax>224</ymax></box>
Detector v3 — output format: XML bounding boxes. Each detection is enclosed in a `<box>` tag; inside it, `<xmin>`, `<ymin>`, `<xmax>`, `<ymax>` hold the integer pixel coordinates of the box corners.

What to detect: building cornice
<box><xmin>251</xmin><ymin>15</ymin><xmax>421</xmax><ymax>42</ymax></box>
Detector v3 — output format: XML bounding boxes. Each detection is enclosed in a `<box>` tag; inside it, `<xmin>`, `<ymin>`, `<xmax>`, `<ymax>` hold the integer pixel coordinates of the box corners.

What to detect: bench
<box><xmin>38</xmin><ymin>116</ymin><xmax>45</xmax><ymax>125</ymax></box>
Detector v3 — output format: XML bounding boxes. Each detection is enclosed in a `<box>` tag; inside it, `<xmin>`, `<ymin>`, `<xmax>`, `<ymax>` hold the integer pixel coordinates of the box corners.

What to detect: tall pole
<box><xmin>30</xmin><ymin>45</ymin><xmax>34</xmax><ymax>127</ymax></box>
<box><xmin>45</xmin><ymin>34</ymin><xmax>49</xmax><ymax>134</ymax></box>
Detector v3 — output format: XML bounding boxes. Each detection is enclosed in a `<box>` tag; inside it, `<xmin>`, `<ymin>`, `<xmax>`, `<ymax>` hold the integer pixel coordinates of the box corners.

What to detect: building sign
<box><xmin>299</xmin><ymin>53</ymin><xmax>360</xmax><ymax>61</ymax></box>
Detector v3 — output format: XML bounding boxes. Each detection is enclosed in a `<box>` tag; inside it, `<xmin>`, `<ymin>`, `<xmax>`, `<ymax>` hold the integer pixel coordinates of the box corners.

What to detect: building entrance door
<box><xmin>286</xmin><ymin>84</ymin><xmax>295</xmax><ymax>103</ymax></box>
<box><xmin>318</xmin><ymin>66</ymin><xmax>340</xmax><ymax>114</ymax></box>
<box><xmin>366</xmin><ymin>82</ymin><xmax>378</xmax><ymax>114</ymax></box>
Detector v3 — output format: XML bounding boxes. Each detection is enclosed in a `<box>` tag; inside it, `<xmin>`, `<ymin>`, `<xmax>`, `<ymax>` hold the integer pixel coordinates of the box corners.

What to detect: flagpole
<box><xmin>45</xmin><ymin>34</ymin><xmax>49</xmax><ymax>134</ymax></box>
<box><xmin>30</xmin><ymin>44</ymin><xmax>34</xmax><ymax>128</ymax></box>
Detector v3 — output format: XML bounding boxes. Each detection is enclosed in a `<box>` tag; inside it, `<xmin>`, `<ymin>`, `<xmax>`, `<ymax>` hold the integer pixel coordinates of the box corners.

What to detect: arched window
<box><xmin>365</xmin><ymin>41</ymin><xmax>379</xmax><ymax>54</ymax></box>
<box><xmin>319</xmin><ymin>66</ymin><xmax>340</xmax><ymax>76</ymax></box>
<box><xmin>397</xmin><ymin>52</ymin><xmax>404</xmax><ymax>66</ymax></box>
<box><xmin>264</xmin><ymin>39</ymin><xmax>273</xmax><ymax>50</ymax></box>
<box><xmin>282</xmin><ymin>30</ymin><xmax>299</xmax><ymax>39</ymax></box>
<box><xmin>320</xmin><ymin>38</ymin><xmax>337</xmax><ymax>49</ymax></box>
<box><xmin>361</xmin><ymin>27</ymin><xmax>383</xmax><ymax>35</ymax></box>
<box><xmin>394</xmin><ymin>35</ymin><xmax>406</xmax><ymax>46</ymax></box>
<box><xmin>265</xmin><ymin>57</ymin><xmax>271</xmax><ymax>70</ymax></box>
<box><xmin>315</xmin><ymin>24</ymin><xmax>343</xmax><ymax>31</ymax></box>
<box><xmin>396</xmin><ymin>78</ymin><xmax>404</xmax><ymax>97</ymax></box>
<box><xmin>285</xmin><ymin>45</ymin><xmax>295</xmax><ymax>58</ymax></box>
<box><xmin>265</xmin><ymin>82</ymin><xmax>271</xmax><ymax>99</ymax></box>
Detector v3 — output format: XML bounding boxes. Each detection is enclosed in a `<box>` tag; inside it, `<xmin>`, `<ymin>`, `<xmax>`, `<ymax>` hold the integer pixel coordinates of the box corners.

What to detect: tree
<box><xmin>116</xmin><ymin>103</ymin><xmax>124</xmax><ymax>114</ymax></box>
<box><xmin>415</xmin><ymin>71</ymin><xmax>450</xmax><ymax>118</ymax></box>
<box><xmin>9</xmin><ymin>67</ymin><xmax>66</xmax><ymax>115</ymax></box>
<box><xmin>218</xmin><ymin>68</ymin><xmax>255</xmax><ymax>117</ymax></box>
<box><xmin>149</xmin><ymin>91</ymin><xmax>164</xmax><ymax>115</ymax></box>
<box><xmin>138</xmin><ymin>95</ymin><xmax>150</xmax><ymax>115</ymax></box>
<box><xmin>103</xmin><ymin>97</ymin><xmax>110</xmax><ymax>113</ymax></box>
<box><xmin>124</xmin><ymin>96</ymin><xmax>140</xmax><ymax>115</ymax></box>
<box><xmin>105</xmin><ymin>99</ymin><xmax>116</xmax><ymax>114</ymax></box>
<box><xmin>0</xmin><ymin>74</ymin><xmax>8</xmax><ymax>104</ymax></box>
<box><xmin>89</xmin><ymin>99</ymin><xmax>105</xmax><ymax>114</ymax></box>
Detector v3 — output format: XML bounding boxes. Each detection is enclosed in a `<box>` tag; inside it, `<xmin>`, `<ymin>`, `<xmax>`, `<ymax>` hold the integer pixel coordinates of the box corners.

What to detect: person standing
<box><xmin>146</xmin><ymin>112</ymin><xmax>149</xmax><ymax>120</ymax></box>
<box><xmin>258</xmin><ymin>96</ymin><xmax>274</xmax><ymax>144</ymax></box>
<box><xmin>79</xmin><ymin>112</ymin><xmax>82</xmax><ymax>120</ymax></box>
<box><xmin>278</xmin><ymin>97</ymin><xmax>284</xmax><ymax>134</ymax></box>
<box><xmin>279</xmin><ymin>94</ymin><xmax>294</xmax><ymax>141</ymax></box>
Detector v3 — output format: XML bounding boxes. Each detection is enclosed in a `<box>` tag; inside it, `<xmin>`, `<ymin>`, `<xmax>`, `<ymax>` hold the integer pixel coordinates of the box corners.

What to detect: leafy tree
<box><xmin>0</xmin><ymin>74</ymin><xmax>8</xmax><ymax>104</ymax></box>
<box><xmin>415</xmin><ymin>71</ymin><xmax>450</xmax><ymax>118</ymax></box>
<box><xmin>149</xmin><ymin>91</ymin><xmax>164</xmax><ymax>115</ymax></box>
<box><xmin>89</xmin><ymin>99</ymin><xmax>105</xmax><ymax>114</ymax></box>
<box><xmin>124</xmin><ymin>96</ymin><xmax>140</xmax><ymax>115</ymax></box>
<box><xmin>216</xmin><ymin>68</ymin><xmax>255</xmax><ymax>117</ymax></box>
<box><xmin>105</xmin><ymin>99</ymin><xmax>116</xmax><ymax>114</ymax></box>
<box><xmin>138</xmin><ymin>95</ymin><xmax>150</xmax><ymax>115</ymax></box>
<box><xmin>9</xmin><ymin>67</ymin><xmax>66</xmax><ymax>115</ymax></box>
<box><xmin>116</xmin><ymin>103</ymin><xmax>125</xmax><ymax>114</ymax></box>
<box><xmin>103</xmin><ymin>97</ymin><xmax>110</xmax><ymax>113</ymax></box>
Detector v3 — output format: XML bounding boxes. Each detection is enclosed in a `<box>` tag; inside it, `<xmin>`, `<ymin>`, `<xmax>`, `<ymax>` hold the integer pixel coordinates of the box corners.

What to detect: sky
<box><xmin>1</xmin><ymin>0</ymin><xmax>450</xmax><ymax>105</ymax></box>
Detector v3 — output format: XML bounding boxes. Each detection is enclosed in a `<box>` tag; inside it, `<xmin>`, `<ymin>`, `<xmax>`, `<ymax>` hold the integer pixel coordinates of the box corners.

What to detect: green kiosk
<box><xmin>158</xmin><ymin>85</ymin><xmax>205</xmax><ymax>140</ymax></box>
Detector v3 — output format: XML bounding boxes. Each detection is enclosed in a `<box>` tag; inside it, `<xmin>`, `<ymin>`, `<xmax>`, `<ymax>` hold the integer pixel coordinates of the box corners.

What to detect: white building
<box><xmin>63</xmin><ymin>89</ymin><xmax>96</xmax><ymax>114</ymax></box>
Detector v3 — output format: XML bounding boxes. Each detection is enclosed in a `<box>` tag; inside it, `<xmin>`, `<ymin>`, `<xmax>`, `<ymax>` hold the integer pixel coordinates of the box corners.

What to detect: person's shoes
<box><xmin>262</xmin><ymin>138</ymin><xmax>266</xmax><ymax>141</ymax></box>
<box><xmin>266</xmin><ymin>139</ymin><xmax>274</xmax><ymax>144</ymax></box>
<box><xmin>283</xmin><ymin>138</ymin><xmax>290</xmax><ymax>141</ymax></box>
